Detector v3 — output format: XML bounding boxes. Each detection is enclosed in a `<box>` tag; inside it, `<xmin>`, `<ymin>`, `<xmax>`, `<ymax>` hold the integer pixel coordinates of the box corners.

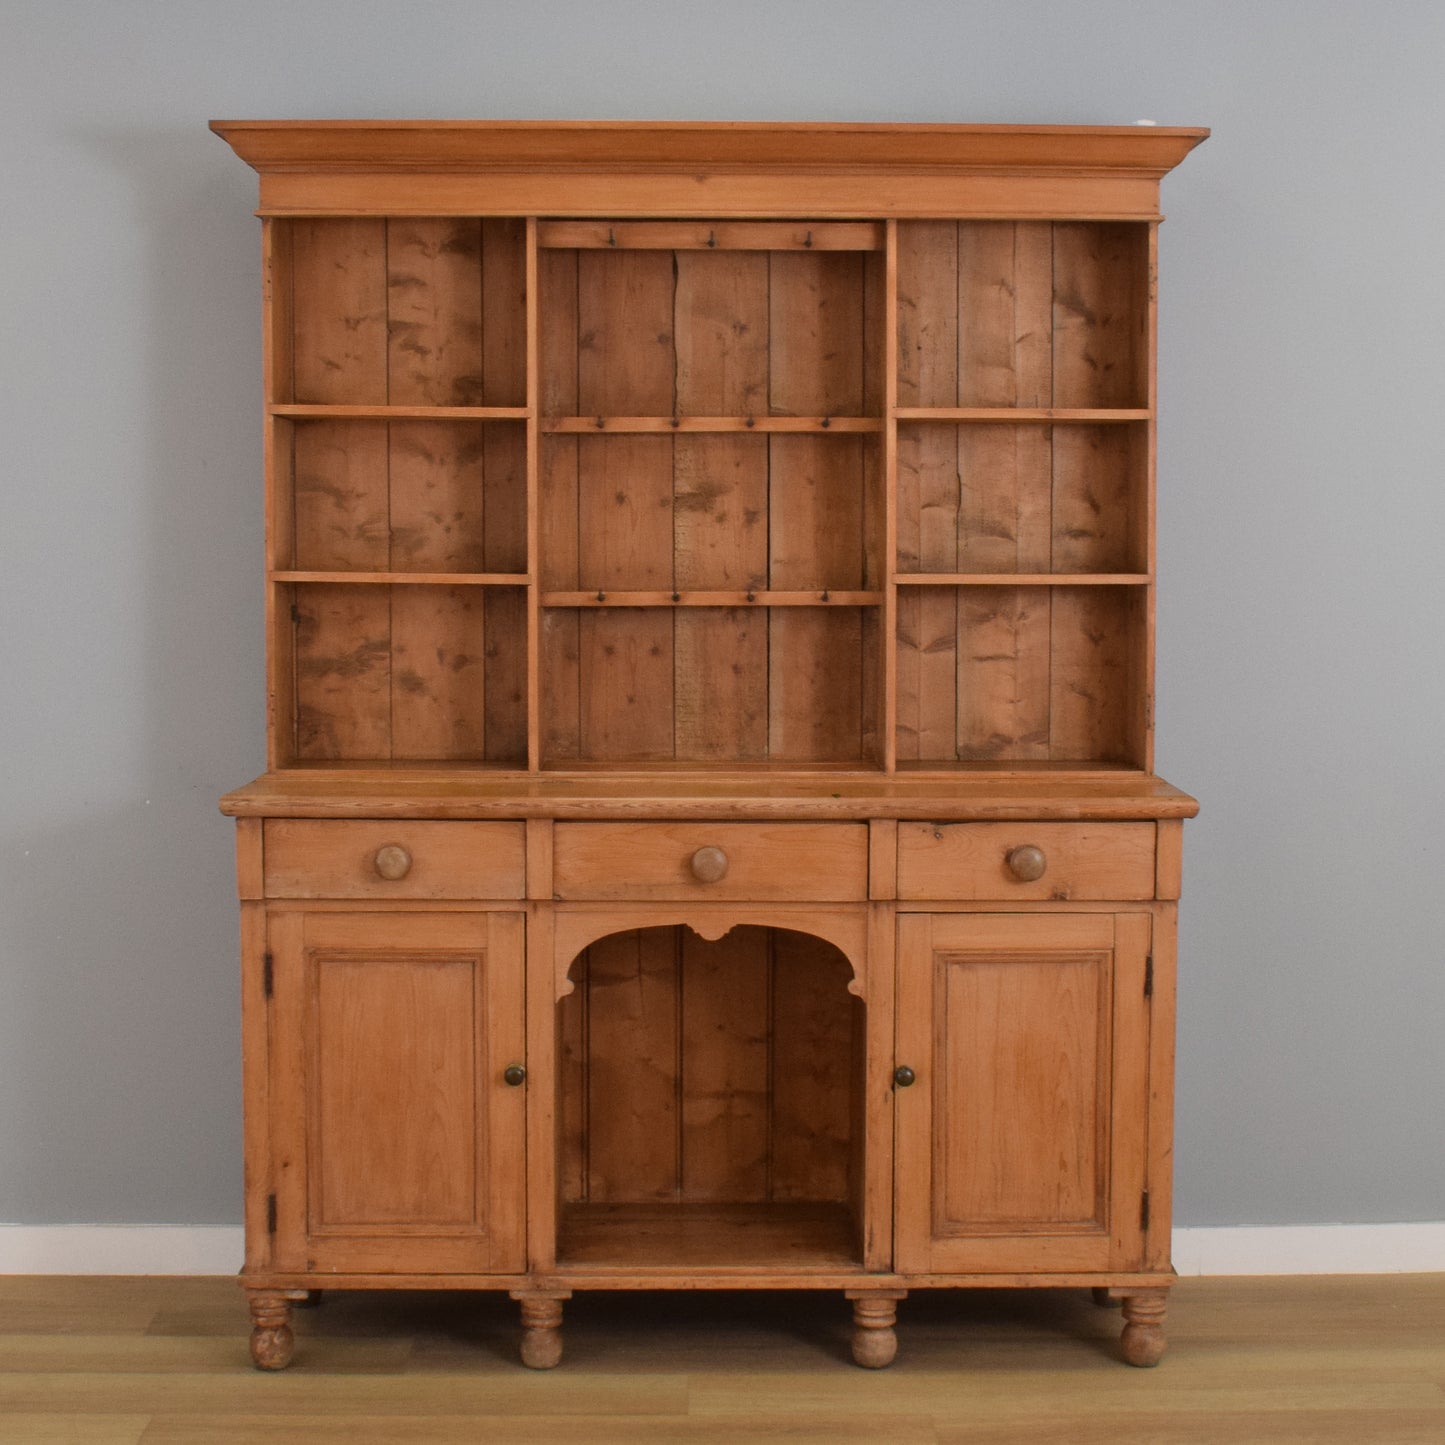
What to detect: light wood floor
<box><xmin>0</xmin><ymin>1275</ymin><xmax>1442</xmax><ymax>1443</ymax></box>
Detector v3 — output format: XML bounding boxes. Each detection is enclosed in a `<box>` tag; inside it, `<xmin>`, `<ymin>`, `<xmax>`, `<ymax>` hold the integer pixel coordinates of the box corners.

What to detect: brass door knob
<box><xmin>690</xmin><ymin>845</ymin><xmax>729</xmax><ymax>883</ymax></box>
<box><xmin>373</xmin><ymin>844</ymin><xmax>413</xmax><ymax>880</ymax></box>
<box><xmin>894</xmin><ymin>1066</ymin><xmax>916</xmax><ymax>1088</ymax></box>
<box><xmin>1005</xmin><ymin>844</ymin><xmax>1047</xmax><ymax>882</ymax></box>
<box><xmin>503</xmin><ymin>1064</ymin><xmax>526</xmax><ymax>1087</ymax></box>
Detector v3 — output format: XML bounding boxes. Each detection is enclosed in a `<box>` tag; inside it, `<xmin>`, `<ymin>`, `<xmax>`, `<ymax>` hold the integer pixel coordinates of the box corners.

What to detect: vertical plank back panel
<box><xmin>291</xmin><ymin>421</ymin><xmax>389</xmax><ymax>571</ymax></box>
<box><xmin>1050</xmin><ymin>427</ymin><xmax>1147</xmax><ymax>574</ymax></box>
<box><xmin>1053</xmin><ymin>223</ymin><xmax>1147</xmax><ymax>409</ymax></box>
<box><xmin>769</xmin><ymin>610</ymin><xmax>865</xmax><ymax>761</ymax></box>
<box><xmin>577</xmin><ymin>250</ymin><xmax>676</xmax><ymax>414</ymax></box>
<box><xmin>770</xmin><ymin>931</ymin><xmax>853</xmax><ymax>1202</ymax></box>
<box><xmin>482</xmin><ymin>216</ymin><xmax>529</xmax><ymax>406</ymax></box>
<box><xmin>389</xmin><ymin>585</ymin><xmax>487</xmax><ymax>759</ymax></box>
<box><xmin>584</xmin><ymin>929</ymin><xmax>680</xmax><ymax>1202</ymax></box>
<box><xmin>680</xmin><ymin>926</ymin><xmax>771</xmax><ymax>1201</ymax></box>
<box><xmin>895</xmin><ymin>588</ymin><xmax>958</xmax><ymax>762</ymax></box>
<box><xmin>895</xmin><ymin>221</ymin><xmax>958</xmax><ymax>409</ymax></box>
<box><xmin>385</xmin><ymin>218</ymin><xmax>483</xmax><ymax>406</ymax></box>
<box><xmin>768</xmin><ymin>252</ymin><xmax>865</xmax><ymax>416</ymax></box>
<box><xmin>674</xmin><ymin>606</ymin><xmax>768</xmax><ymax>762</ymax></box>
<box><xmin>291</xmin><ymin>220</ymin><xmax>387</xmax><ymax>404</ymax></box>
<box><xmin>558</xmin><ymin>950</ymin><xmax>588</xmax><ymax>1204</ymax></box>
<box><xmin>1049</xmin><ymin>587</ymin><xmax>1142</xmax><ymax>763</ymax></box>
<box><xmin>294</xmin><ymin>584</ymin><xmax>391</xmax><ymax>759</ymax></box>
<box><xmin>387</xmin><ymin>423</ymin><xmax>487</xmax><ymax>571</ymax></box>
<box><xmin>957</xmin><ymin>222</ymin><xmax>1052</xmax><ymax>407</ymax></box>
<box><xmin>482</xmin><ymin>587</ymin><xmax>528</xmax><ymax>764</ymax></box>
<box><xmin>956</xmin><ymin>586</ymin><xmax>1051</xmax><ymax>761</ymax></box>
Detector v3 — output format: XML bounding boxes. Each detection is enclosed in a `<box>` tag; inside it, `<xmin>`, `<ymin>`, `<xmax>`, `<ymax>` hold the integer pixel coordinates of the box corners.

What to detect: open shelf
<box><xmin>556</xmin><ymin>923</ymin><xmax>865</xmax><ymax>1270</ymax></box>
<box><xmin>282</xmin><ymin>582</ymin><xmax>527</xmax><ymax>765</ymax></box>
<box><xmin>557</xmin><ymin>1202</ymin><xmax>858</xmax><ymax>1271</ymax></box>
<box><xmin>256</xmin><ymin>210</ymin><xmax>1163</xmax><ymax>777</ymax></box>
<box><xmin>276</xmin><ymin>572</ymin><xmax>529</xmax><ymax>586</ymax></box>
<box><xmin>279</xmin><ymin>417</ymin><xmax>525</xmax><ymax>575</ymax></box>
<box><xmin>895</xmin><ymin>574</ymin><xmax>1149</xmax><ymax>587</ymax></box>
<box><xmin>276</xmin><ymin>217</ymin><xmax>527</xmax><ymax>408</ymax></box>
<box><xmin>896</xmin><ymin>421</ymin><xmax>1147</xmax><ymax>577</ymax></box>
<box><xmin>896</xmin><ymin>221</ymin><xmax>1150</xmax><ymax>410</ymax></box>
<box><xmin>543</xmin><ymin>605</ymin><xmax>880</xmax><ymax>766</ymax></box>
<box><xmin>896</xmin><ymin>584</ymin><xmax>1147</xmax><ymax>767</ymax></box>
<box><xmin>893</xmin><ymin>408</ymin><xmax>1151</xmax><ymax>424</ymax></box>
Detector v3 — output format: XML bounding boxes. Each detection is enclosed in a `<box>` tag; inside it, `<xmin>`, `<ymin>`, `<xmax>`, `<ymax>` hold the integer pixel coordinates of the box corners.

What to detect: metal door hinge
<box><xmin>267</xmin><ymin>1193</ymin><xmax>277</xmax><ymax>1234</ymax></box>
<box><xmin>1140</xmin><ymin>1189</ymin><xmax>1151</xmax><ymax>1231</ymax></box>
<box><xmin>1144</xmin><ymin>954</ymin><xmax>1154</xmax><ymax>998</ymax></box>
<box><xmin>263</xmin><ymin>951</ymin><xmax>274</xmax><ymax>1000</ymax></box>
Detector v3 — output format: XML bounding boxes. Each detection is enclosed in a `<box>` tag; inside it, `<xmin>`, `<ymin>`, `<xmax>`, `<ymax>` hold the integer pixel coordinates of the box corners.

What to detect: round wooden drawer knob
<box><xmin>373</xmin><ymin>844</ymin><xmax>413</xmax><ymax>881</ymax></box>
<box><xmin>1006</xmin><ymin>844</ymin><xmax>1047</xmax><ymax>882</ymax></box>
<box><xmin>690</xmin><ymin>845</ymin><xmax>729</xmax><ymax>884</ymax></box>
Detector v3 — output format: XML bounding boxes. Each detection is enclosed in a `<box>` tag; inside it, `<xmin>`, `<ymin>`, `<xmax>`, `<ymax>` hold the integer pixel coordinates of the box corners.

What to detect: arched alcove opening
<box><xmin>555</xmin><ymin>923</ymin><xmax>866</xmax><ymax>1271</ymax></box>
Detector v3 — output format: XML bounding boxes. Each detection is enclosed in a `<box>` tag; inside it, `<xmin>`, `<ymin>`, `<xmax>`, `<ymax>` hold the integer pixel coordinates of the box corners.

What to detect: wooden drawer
<box><xmin>552</xmin><ymin>822</ymin><xmax>869</xmax><ymax>901</ymax></box>
<box><xmin>896</xmin><ymin>822</ymin><xmax>1156</xmax><ymax>901</ymax></box>
<box><xmin>263</xmin><ymin>820</ymin><xmax>526</xmax><ymax>900</ymax></box>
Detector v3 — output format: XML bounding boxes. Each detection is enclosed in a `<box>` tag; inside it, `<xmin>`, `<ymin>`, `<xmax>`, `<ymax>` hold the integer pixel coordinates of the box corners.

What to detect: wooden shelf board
<box><xmin>273</xmin><ymin>572</ymin><xmax>530</xmax><ymax>586</ymax></box>
<box><xmin>543</xmin><ymin>415</ymin><xmax>881</xmax><ymax>434</ymax></box>
<box><xmin>893</xmin><ymin>407</ymin><xmax>1150</xmax><ymax>424</ymax></box>
<box><xmin>542</xmin><ymin>590</ymin><xmax>882</xmax><ymax>608</ymax></box>
<box><xmin>220</xmin><ymin>767</ymin><xmax>1200</xmax><ymax>821</ymax></box>
<box><xmin>556</xmin><ymin>1202</ymin><xmax>859</xmax><ymax>1272</ymax></box>
<box><xmin>269</xmin><ymin>404</ymin><xmax>529</xmax><ymax>420</ymax></box>
<box><xmin>893</xmin><ymin>574</ymin><xmax>1152</xmax><ymax>587</ymax></box>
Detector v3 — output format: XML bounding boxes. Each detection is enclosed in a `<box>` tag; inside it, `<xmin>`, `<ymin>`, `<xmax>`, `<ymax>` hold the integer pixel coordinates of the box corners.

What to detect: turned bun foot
<box><xmin>248</xmin><ymin>1293</ymin><xmax>295</xmax><ymax>1370</ymax></box>
<box><xmin>1120</xmin><ymin>1289</ymin><xmax>1168</xmax><ymax>1367</ymax></box>
<box><xmin>847</xmin><ymin>1291</ymin><xmax>903</xmax><ymax>1369</ymax></box>
<box><xmin>515</xmin><ymin>1293</ymin><xmax>566</xmax><ymax>1369</ymax></box>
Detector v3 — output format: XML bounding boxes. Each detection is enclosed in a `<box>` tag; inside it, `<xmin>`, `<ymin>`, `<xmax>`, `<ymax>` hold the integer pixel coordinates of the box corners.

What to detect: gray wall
<box><xmin>2</xmin><ymin>0</ymin><xmax>1441</xmax><ymax>1229</ymax></box>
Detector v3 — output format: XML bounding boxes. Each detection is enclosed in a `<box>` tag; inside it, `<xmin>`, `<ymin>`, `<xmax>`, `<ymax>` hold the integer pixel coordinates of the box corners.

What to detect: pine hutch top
<box><xmin>215</xmin><ymin>120</ymin><xmax>1205</xmax><ymax>825</ymax></box>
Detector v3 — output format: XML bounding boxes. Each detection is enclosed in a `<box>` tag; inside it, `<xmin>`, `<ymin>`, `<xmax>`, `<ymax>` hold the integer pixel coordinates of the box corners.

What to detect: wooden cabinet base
<box><xmin>241</xmin><ymin>1276</ymin><xmax>1173</xmax><ymax>1371</ymax></box>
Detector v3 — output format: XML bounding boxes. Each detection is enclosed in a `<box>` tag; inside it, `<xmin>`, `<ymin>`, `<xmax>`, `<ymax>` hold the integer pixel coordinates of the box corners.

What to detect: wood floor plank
<box><xmin>0</xmin><ymin>1420</ymin><xmax>148</xmax><ymax>1445</ymax></box>
<box><xmin>139</xmin><ymin>1416</ymin><xmax>936</xmax><ymax>1445</ymax></box>
<box><xmin>0</xmin><ymin>1274</ymin><xmax>1439</xmax><ymax>1445</ymax></box>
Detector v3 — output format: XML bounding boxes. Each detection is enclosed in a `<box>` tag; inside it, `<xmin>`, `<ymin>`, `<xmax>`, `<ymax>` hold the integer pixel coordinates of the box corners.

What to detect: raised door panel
<box><xmin>269</xmin><ymin>911</ymin><xmax>525</xmax><ymax>1274</ymax></box>
<box><xmin>895</xmin><ymin>912</ymin><xmax>1150</xmax><ymax>1274</ymax></box>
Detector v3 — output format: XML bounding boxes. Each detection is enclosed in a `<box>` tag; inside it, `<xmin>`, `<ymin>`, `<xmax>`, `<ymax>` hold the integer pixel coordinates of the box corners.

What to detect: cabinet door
<box><xmin>268</xmin><ymin>910</ymin><xmax>526</xmax><ymax>1275</ymax></box>
<box><xmin>895</xmin><ymin>912</ymin><xmax>1150</xmax><ymax>1274</ymax></box>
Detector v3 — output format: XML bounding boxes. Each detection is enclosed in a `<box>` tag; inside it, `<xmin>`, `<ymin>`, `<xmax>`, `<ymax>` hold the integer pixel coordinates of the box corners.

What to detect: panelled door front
<box><xmin>268</xmin><ymin>910</ymin><xmax>526</xmax><ymax>1274</ymax></box>
<box><xmin>894</xmin><ymin>912</ymin><xmax>1151</xmax><ymax>1274</ymax></box>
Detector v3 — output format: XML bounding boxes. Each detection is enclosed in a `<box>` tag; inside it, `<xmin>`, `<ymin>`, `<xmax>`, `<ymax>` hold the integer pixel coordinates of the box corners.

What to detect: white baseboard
<box><xmin>2</xmin><ymin>1223</ymin><xmax>1443</xmax><ymax>1277</ymax></box>
<box><xmin>1171</xmin><ymin>1223</ymin><xmax>1445</xmax><ymax>1275</ymax></box>
<box><xmin>0</xmin><ymin>1226</ymin><xmax>245</xmax><ymax>1275</ymax></box>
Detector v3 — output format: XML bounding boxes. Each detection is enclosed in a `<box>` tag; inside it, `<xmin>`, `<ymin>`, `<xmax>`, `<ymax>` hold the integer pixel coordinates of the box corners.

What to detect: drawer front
<box><xmin>552</xmin><ymin>822</ymin><xmax>869</xmax><ymax>901</ymax></box>
<box><xmin>896</xmin><ymin>822</ymin><xmax>1156</xmax><ymax>901</ymax></box>
<box><xmin>263</xmin><ymin>820</ymin><xmax>526</xmax><ymax>900</ymax></box>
